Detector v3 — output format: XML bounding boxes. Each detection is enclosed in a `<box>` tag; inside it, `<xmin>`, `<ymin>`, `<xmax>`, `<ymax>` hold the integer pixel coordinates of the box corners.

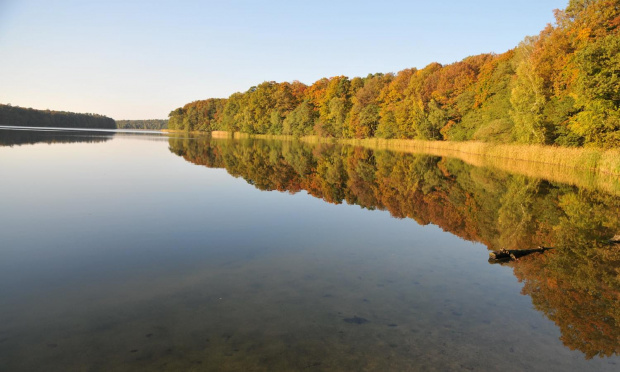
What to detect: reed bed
<box><xmin>336</xmin><ymin>138</ymin><xmax>616</xmax><ymax>173</ymax></box>
<box><xmin>207</xmin><ymin>131</ymin><xmax>620</xmax><ymax>194</ymax></box>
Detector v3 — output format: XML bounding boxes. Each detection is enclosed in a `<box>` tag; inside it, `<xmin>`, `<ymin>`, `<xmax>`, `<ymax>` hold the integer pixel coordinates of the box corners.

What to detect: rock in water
<box><xmin>343</xmin><ymin>316</ymin><xmax>369</xmax><ymax>324</ymax></box>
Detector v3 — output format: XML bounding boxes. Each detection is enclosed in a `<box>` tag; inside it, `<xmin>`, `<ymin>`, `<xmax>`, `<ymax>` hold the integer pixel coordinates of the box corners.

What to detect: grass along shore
<box><xmin>207</xmin><ymin>131</ymin><xmax>620</xmax><ymax>195</ymax></box>
<box><xmin>211</xmin><ymin>131</ymin><xmax>620</xmax><ymax>175</ymax></box>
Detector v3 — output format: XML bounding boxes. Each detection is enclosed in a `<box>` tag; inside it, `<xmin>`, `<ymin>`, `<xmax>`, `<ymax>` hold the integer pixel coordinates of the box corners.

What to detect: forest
<box><xmin>0</xmin><ymin>104</ymin><xmax>116</xmax><ymax>129</ymax></box>
<box><xmin>169</xmin><ymin>136</ymin><xmax>620</xmax><ymax>359</ymax></box>
<box><xmin>168</xmin><ymin>0</ymin><xmax>620</xmax><ymax>149</ymax></box>
<box><xmin>116</xmin><ymin>119</ymin><xmax>168</xmax><ymax>130</ymax></box>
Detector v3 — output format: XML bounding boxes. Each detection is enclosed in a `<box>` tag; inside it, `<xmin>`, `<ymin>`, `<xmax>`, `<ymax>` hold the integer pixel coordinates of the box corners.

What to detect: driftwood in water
<box><xmin>488</xmin><ymin>246</ymin><xmax>553</xmax><ymax>264</ymax></box>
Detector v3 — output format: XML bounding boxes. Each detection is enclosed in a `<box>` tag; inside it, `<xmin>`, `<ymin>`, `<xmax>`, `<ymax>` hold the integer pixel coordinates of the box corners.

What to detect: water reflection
<box><xmin>0</xmin><ymin>127</ymin><xmax>115</xmax><ymax>147</ymax></box>
<box><xmin>2</xmin><ymin>130</ymin><xmax>619</xmax><ymax>371</ymax></box>
<box><xmin>169</xmin><ymin>136</ymin><xmax>620</xmax><ymax>359</ymax></box>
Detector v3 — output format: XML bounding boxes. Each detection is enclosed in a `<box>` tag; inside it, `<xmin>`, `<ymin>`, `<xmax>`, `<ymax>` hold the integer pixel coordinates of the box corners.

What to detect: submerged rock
<box><xmin>343</xmin><ymin>316</ymin><xmax>369</xmax><ymax>324</ymax></box>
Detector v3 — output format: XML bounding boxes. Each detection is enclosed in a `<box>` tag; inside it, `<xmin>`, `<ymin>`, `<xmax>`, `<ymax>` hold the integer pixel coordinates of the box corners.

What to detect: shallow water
<box><xmin>0</xmin><ymin>128</ymin><xmax>618</xmax><ymax>371</ymax></box>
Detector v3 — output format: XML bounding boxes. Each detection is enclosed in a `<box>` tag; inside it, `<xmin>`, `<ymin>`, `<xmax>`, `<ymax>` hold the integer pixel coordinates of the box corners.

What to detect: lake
<box><xmin>0</xmin><ymin>127</ymin><xmax>618</xmax><ymax>371</ymax></box>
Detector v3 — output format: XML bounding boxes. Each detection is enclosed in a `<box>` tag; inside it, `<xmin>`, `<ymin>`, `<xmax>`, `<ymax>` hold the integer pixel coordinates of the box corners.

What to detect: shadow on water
<box><xmin>169</xmin><ymin>136</ymin><xmax>620</xmax><ymax>361</ymax></box>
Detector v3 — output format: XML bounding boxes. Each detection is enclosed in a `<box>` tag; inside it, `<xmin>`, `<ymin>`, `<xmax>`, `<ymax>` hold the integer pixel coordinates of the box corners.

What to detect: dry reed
<box><xmin>206</xmin><ymin>131</ymin><xmax>620</xmax><ymax>194</ymax></box>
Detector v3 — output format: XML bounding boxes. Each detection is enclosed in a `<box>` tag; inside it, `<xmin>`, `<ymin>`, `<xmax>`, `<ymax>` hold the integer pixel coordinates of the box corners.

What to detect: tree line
<box><xmin>0</xmin><ymin>104</ymin><xmax>116</xmax><ymax>129</ymax></box>
<box><xmin>168</xmin><ymin>0</ymin><xmax>620</xmax><ymax>148</ymax></box>
<box><xmin>116</xmin><ymin>119</ymin><xmax>168</xmax><ymax>130</ymax></box>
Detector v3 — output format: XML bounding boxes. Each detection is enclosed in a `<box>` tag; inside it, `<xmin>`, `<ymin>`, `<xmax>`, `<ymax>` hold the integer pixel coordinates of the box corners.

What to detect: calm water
<box><xmin>0</xmin><ymin>128</ymin><xmax>618</xmax><ymax>371</ymax></box>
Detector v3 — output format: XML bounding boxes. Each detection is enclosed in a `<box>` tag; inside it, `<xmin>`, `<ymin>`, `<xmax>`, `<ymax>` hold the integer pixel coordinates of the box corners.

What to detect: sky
<box><xmin>0</xmin><ymin>0</ymin><xmax>568</xmax><ymax>120</ymax></box>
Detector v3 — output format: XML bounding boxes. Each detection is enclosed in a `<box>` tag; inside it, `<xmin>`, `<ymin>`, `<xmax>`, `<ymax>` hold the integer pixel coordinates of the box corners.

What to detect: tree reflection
<box><xmin>169</xmin><ymin>136</ymin><xmax>620</xmax><ymax>359</ymax></box>
<box><xmin>0</xmin><ymin>128</ymin><xmax>113</xmax><ymax>147</ymax></box>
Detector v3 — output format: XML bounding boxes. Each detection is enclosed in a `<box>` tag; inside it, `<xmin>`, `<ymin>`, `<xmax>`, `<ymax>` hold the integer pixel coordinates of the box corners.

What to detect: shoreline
<box><xmin>166</xmin><ymin>130</ymin><xmax>620</xmax><ymax>194</ymax></box>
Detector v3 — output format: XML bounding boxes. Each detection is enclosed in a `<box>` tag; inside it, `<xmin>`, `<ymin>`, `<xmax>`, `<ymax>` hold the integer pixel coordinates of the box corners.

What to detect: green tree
<box><xmin>510</xmin><ymin>38</ymin><xmax>549</xmax><ymax>144</ymax></box>
<box><xmin>570</xmin><ymin>34</ymin><xmax>620</xmax><ymax>148</ymax></box>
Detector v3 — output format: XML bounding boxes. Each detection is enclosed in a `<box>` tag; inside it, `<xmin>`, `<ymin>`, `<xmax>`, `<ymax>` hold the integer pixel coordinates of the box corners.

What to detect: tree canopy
<box><xmin>169</xmin><ymin>0</ymin><xmax>620</xmax><ymax>148</ymax></box>
<box><xmin>116</xmin><ymin>119</ymin><xmax>167</xmax><ymax>130</ymax></box>
<box><xmin>0</xmin><ymin>104</ymin><xmax>116</xmax><ymax>129</ymax></box>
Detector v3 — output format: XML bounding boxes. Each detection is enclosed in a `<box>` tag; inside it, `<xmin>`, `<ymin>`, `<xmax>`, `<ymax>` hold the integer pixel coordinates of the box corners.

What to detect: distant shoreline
<box><xmin>0</xmin><ymin>125</ymin><xmax>164</xmax><ymax>135</ymax></box>
<box><xmin>0</xmin><ymin>104</ymin><xmax>116</xmax><ymax>130</ymax></box>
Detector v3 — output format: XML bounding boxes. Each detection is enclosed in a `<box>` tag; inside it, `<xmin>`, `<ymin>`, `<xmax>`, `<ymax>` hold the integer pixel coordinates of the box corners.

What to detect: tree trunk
<box><xmin>488</xmin><ymin>246</ymin><xmax>552</xmax><ymax>264</ymax></box>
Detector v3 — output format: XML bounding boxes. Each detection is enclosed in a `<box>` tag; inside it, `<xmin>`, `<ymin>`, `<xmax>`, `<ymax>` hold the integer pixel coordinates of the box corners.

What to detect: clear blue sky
<box><xmin>0</xmin><ymin>0</ymin><xmax>567</xmax><ymax>120</ymax></box>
